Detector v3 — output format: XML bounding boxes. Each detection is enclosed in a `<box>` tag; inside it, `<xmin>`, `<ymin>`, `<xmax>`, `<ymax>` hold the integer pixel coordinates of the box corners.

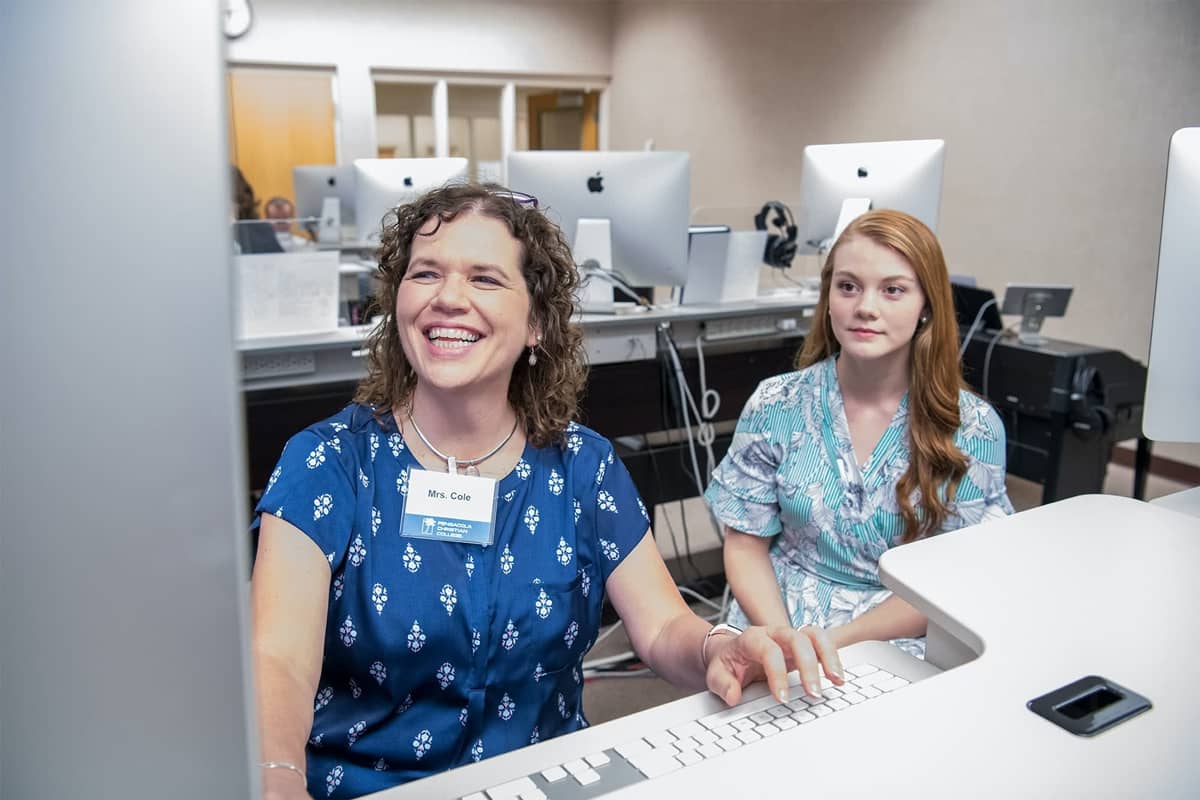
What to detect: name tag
<box><xmin>401</xmin><ymin>468</ymin><xmax>499</xmax><ymax>546</ymax></box>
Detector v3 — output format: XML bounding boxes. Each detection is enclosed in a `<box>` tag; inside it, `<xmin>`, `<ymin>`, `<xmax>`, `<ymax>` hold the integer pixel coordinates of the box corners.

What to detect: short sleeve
<box><xmin>252</xmin><ymin>428</ymin><xmax>358</xmax><ymax>566</ymax></box>
<box><xmin>950</xmin><ymin>397</ymin><xmax>1015</xmax><ymax>525</ymax></box>
<box><xmin>703</xmin><ymin>382</ymin><xmax>785</xmax><ymax>538</ymax></box>
<box><xmin>590</xmin><ymin>444</ymin><xmax>652</xmax><ymax>584</ymax></box>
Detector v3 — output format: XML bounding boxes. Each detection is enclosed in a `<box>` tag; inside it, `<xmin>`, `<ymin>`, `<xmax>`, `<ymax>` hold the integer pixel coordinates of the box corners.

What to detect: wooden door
<box><xmin>227</xmin><ymin>67</ymin><xmax>336</xmax><ymax>214</ymax></box>
<box><xmin>526</xmin><ymin>91</ymin><xmax>600</xmax><ymax>150</ymax></box>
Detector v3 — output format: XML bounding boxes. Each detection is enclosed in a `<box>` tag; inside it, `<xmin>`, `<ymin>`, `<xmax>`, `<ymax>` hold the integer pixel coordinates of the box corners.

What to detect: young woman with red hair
<box><xmin>707</xmin><ymin>209</ymin><xmax>1012</xmax><ymax>657</ymax></box>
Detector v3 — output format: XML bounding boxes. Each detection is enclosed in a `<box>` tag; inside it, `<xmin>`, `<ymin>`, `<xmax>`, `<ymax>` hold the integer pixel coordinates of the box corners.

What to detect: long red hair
<box><xmin>796</xmin><ymin>209</ymin><xmax>967</xmax><ymax>542</ymax></box>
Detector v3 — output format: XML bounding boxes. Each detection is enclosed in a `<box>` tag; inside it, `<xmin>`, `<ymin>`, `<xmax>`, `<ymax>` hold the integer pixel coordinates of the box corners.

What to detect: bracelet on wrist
<box><xmin>259</xmin><ymin>761</ymin><xmax>306</xmax><ymax>789</ymax></box>
<box><xmin>701</xmin><ymin>622</ymin><xmax>743</xmax><ymax>666</ymax></box>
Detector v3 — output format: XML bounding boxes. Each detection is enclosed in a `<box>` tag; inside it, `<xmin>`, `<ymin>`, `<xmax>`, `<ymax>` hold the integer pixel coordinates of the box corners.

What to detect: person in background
<box><xmin>232</xmin><ymin>165</ymin><xmax>283</xmax><ymax>254</ymax></box>
<box><xmin>265</xmin><ymin>195</ymin><xmax>316</xmax><ymax>251</ymax></box>
<box><xmin>250</xmin><ymin>183</ymin><xmax>845</xmax><ymax>799</ymax></box>
<box><xmin>709</xmin><ymin>209</ymin><xmax>1013</xmax><ymax>659</ymax></box>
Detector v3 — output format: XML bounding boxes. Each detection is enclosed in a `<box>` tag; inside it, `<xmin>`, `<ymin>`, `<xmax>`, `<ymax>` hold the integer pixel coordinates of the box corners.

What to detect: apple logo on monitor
<box><xmin>403</xmin><ymin>176</ymin><xmax>414</xmax><ymax>187</ymax></box>
<box><xmin>587</xmin><ymin>172</ymin><xmax>604</xmax><ymax>193</ymax></box>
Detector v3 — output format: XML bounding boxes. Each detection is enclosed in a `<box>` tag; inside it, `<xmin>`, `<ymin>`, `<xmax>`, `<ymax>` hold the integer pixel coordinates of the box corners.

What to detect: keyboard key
<box><xmin>826</xmin><ymin>698</ymin><xmax>850</xmax><ymax>711</ymax></box>
<box><xmin>673</xmin><ymin>736</ymin><xmax>699</xmax><ymax>752</ymax></box>
<box><xmin>698</xmin><ymin>743</ymin><xmax>724</xmax><ymax>759</ymax></box>
<box><xmin>539</xmin><ymin>766</ymin><xmax>567</xmax><ymax>783</ymax></box>
<box><xmin>615</xmin><ymin>739</ymin><xmax>652</xmax><ymax>760</ymax></box>
<box><xmin>692</xmin><ymin>730</ymin><xmax>718</xmax><ymax>746</ymax></box>
<box><xmin>717</xmin><ymin>736</ymin><xmax>742</xmax><ymax>752</ymax></box>
<box><xmin>822</xmin><ymin>687</ymin><xmax>843</xmax><ymax>699</ymax></box>
<box><xmin>749</xmin><ymin>711</ymin><xmax>774</xmax><ymax>725</ymax></box>
<box><xmin>519</xmin><ymin>790</ymin><xmax>546</xmax><ymax>800</ymax></box>
<box><xmin>699</xmin><ymin>694</ymin><xmax>779</xmax><ymax>729</ymax></box>
<box><xmin>841</xmin><ymin>691</ymin><xmax>866</xmax><ymax>704</ymax></box>
<box><xmin>677</xmin><ymin>750</ymin><xmax>704</xmax><ymax>766</ymax></box>
<box><xmin>669</xmin><ymin>721</ymin><xmax>707</xmax><ymax>740</ymax></box>
<box><xmin>785</xmin><ymin>699</ymin><xmax>810</xmax><ymax>712</ymax></box>
<box><xmin>809</xmin><ymin>704</ymin><xmax>833</xmax><ymax>718</ymax></box>
<box><xmin>563</xmin><ymin>759</ymin><xmax>589</xmax><ymax>777</ymax></box>
<box><xmin>853</xmin><ymin>671</ymin><xmax>895</xmax><ymax>689</ymax></box>
<box><xmin>791</xmin><ymin>709</ymin><xmax>816</xmax><ymax>724</ymax></box>
<box><xmin>463</xmin><ymin>794</ymin><xmax>487</xmax><ymax>800</ymax></box>
<box><xmin>774</xmin><ymin>717</ymin><xmax>799</xmax><ymax>730</ymax></box>
<box><xmin>756</xmin><ymin>722</ymin><xmax>781</xmax><ymax>737</ymax></box>
<box><xmin>631</xmin><ymin>754</ymin><xmax>681</xmax><ymax>779</ymax></box>
<box><xmin>584</xmin><ymin>752</ymin><xmax>610</xmax><ymax>768</ymax></box>
<box><xmin>646</xmin><ymin>731</ymin><xmax>676</xmax><ymax>749</ymax></box>
<box><xmin>736</xmin><ymin>729</ymin><xmax>762</xmax><ymax>745</ymax></box>
<box><xmin>711</xmin><ymin>724</ymin><xmax>736</xmax><ymax>739</ymax></box>
<box><xmin>860</xmin><ymin>686</ymin><xmax>882</xmax><ymax>699</ymax></box>
<box><xmin>732</xmin><ymin>719</ymin><xmax>756</xmax><ymax>732</ymax></box>
<box><xmin>878</xmin><ymin>676</ymin><xmax>910</xmax><ymax>692</ymax></box>
<box><xmin>574</xmin><ymin>769</ymin><xmax>600</xmax><ymax>786</ymax></box>
<box><xmin>767</xmin><ymin>705</ymin><xmax>792</xmax><ymax>719</ymax></box>
<box><xmin>846</xmin><ymin>663</ymin><xmax>878</xmax><ymax>677</ymax></box>
<box><xmin>486</xmin><ymin>776</ymin><xmax>537</xmax><ymax>799</ymax></box>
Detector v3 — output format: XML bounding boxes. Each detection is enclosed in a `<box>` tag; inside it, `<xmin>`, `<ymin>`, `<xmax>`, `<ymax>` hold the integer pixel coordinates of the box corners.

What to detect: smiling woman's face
<box><xmin>827</xmin><ymin>235</ymin><xmax>927</xmax><ymax>367</ymax></box>
<box><xmin>394</xmin><ymin>211</ymin><xmax>539</xmax><ymax>400</ymax></box>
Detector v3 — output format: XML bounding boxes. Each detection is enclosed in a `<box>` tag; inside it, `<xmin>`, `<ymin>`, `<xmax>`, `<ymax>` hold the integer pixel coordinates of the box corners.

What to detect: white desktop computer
<box><xmin>797</xmin><ymin>138</ymin><xmax>945</xmax><ymax>254</ymax></box>
<box><xmin>506</xmin><ymin>151</ymin><xmax>691</xmax><ymax>312</ymax></box>
<box><xmin>354</xmin><ymin>157</ymin><xmax>470</xmax><ymax>243</ymax></box>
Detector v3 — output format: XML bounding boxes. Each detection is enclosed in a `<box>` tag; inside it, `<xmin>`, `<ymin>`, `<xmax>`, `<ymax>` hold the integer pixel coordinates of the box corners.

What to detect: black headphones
<box><xmin>1069</xmin><ymin>362</ymin><xmax>1113</xmax><ymax>436</ymax></box>
<box><xmin>754</xmin><ymin>200</ymin><xmax>798</xmax><ymax>269</ymax></box>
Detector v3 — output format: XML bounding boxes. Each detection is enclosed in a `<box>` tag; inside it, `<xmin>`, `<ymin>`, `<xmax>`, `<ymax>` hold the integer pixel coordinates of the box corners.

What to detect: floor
<box><xmin>580</xmin><ymin>462</ymin><xmax>1197</xmax><ymax>726</ymax></box>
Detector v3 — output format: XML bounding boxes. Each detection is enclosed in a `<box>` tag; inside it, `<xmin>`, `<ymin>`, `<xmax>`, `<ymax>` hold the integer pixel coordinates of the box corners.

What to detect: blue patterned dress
<box><xmin>253</xmin><ymin>404</ymin><xmax>649</xmax><ymax>798</ymax></box>
<box><xmin>704</xmin><ymin>357</ymin><xmax>1013</xmax><ymax>657</ymax></box>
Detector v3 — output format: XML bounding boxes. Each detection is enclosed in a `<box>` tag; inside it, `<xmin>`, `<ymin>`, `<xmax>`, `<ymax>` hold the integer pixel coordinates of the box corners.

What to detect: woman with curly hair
<box><xmin>250</xmin><ymin>183</ymin><xmax>844</xmax><ymax>799</ymax></box>
<box><xmin>711</xmin><ymin>209</ymin><xmax>1013</xmax><ymax>659</ymax></box>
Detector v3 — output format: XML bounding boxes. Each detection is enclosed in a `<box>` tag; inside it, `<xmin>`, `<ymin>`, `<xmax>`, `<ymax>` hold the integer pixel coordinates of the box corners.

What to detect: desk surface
<box><xmin>235</xmin><ymin>294</ymin><xmax>818</xmax><ymax>353</ymax></box>
<box><xmin>237</xmin><ymin>295</ymin><xmax>818</xmax><ymax>391</ymax></box>
<box><xmin>377</xmin><ymin>495</ymin><xmax>1200</xmax><ymax>798</ymax></box>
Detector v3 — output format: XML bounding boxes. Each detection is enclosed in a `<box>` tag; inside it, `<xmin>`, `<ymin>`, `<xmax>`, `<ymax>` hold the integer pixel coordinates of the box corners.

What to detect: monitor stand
<box><xmin>1017</xmin><ymin>290</ymin><xmax>1052</xmax><ymax>346</ymax></box>
<box><xmin>574</xmin><ymin>217</ymin><xmax>616</xmax><ymax>314</ymax></box>
<box><xmin>317</xmin><ymin>197</ymin><xmax>341</xmax><ymax>244</ymax></box>
<box><xmin>833</xmin><ymin>197</ymin><xmax>873</xmax><ymax>242</ymax></box>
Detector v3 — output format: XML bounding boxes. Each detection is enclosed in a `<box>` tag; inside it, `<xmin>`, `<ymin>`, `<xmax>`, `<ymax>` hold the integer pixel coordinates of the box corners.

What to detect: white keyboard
<box><xmin>464</xmin><ymin>663</ymin><xmax>914</xmax><ymax>800</ymax></box>
<box><xmin>369</xmin><ymin>641</ymin><xmax>939</xmax><ymax>800</ymax></box>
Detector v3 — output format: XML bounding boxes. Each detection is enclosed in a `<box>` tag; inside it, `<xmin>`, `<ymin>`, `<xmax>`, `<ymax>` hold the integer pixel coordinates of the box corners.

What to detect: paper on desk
<box><xmin>234</xmin><ymin>250</ymin><xmax>341</xmax><ymax>339</ymax></box>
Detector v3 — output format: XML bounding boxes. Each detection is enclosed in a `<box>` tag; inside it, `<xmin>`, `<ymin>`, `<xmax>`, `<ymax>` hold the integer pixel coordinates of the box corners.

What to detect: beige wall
<box><xmin>608</xmin><ymin>0</ymin><xmax>1200</xmax><ymax>464</ymax></box>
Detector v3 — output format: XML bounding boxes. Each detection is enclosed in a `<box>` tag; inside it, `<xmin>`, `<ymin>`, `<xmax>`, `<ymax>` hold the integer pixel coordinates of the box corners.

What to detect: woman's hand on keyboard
<box><xmin>704</xmin><ymin>625</ymin><xmax>845</xmax><ymax>707</ymax></box>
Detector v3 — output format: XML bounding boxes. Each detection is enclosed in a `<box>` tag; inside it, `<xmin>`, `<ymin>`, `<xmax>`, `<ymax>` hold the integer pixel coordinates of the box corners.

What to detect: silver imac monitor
<box><xmin>1143</xmin><ymin>127</ymin><xmax>1200</xmax><ymax>443</ymax></box>
<box><xmin>294</xmin><ymin>164</ymin><xmax>357</xmax><ymax>225</ymax></box>
<box><xmin>505</xmin><ymin>150</ymin><xmax>691</xmax><ymax>289</ymax></box>
<box><xmin>797</xmin><ymin>138</ymin><xmax>945</xmax><ymax>254</ymax></box>
<box><xmin>354</xmin><ymin>157</ymin><xmax>469</xmax><ymax>242</ymax></box>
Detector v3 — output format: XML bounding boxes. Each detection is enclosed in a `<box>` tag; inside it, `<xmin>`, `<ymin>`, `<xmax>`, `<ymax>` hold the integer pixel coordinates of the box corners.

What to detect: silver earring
<box><xmin>528</xmin><ymin>350</ymin><xmax>538</xmax><ymax>367</ymax></box>
<box><xmin>919</xmin><ymin>315</ymin><xmax>929</xmax><ymax>325</ymax></box>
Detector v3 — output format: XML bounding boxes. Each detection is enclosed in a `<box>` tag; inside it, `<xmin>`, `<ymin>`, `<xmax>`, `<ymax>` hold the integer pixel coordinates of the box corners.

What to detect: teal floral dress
<box><xmin>704</xmin><ymin>357</ymin><xmax>1013</xmax><ymax>657</ymax></box>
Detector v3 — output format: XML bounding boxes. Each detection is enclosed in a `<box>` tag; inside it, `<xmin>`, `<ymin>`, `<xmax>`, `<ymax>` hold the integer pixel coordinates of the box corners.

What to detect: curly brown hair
<box><xmin>797</xmin><ymin>209</ymin><xmax>968</xmax><ymax>543</ymax></box>
<box><xmin>353</xmin><ymin>183</ymin><xmax>587</xmax><ymax>448</ymax></box>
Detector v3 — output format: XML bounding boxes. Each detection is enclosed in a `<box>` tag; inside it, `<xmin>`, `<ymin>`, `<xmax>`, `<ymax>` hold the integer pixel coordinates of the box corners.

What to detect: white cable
<box><xmin>693</xmin><ymin>334</ymin><xmax>721</xmax><ymax>421</ymax></box>
<box><xmin>662</xmin><ymin>335</ymin><xmax>728</xmax><ymax>545</ymax></box>
<box><xmin>589</xmin><ymin>619</ymin><xmax>625</xmax><ymax>651</ymax></box>
<box><xmin>582</xmin><ymin>669</ymin><xmax>654</xmax><ymax>679</ymax></box>
<box><xmin>677</xmin><ymin>585</ymin><xmax>725</xmax><ymax>614</ymax></box>
<box><xmin>581</xmin><ymin>649</ymin><xmax>638</xmax><ymax>671</ymax></box>
<box><xmin>958</xmin><ymin>297</ymin><xmax>998</xmax><ymax>360</ymax></box>
<box><xmin>663</xmin><ymin>334</ymin><xmax>715</xmax><ymax>484</ymax></box>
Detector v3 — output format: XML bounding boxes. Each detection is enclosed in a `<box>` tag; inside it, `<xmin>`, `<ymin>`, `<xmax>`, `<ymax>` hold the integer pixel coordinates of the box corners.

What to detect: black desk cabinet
<box><xmin>960</xmin><ymin>331</ymin><xmax>1148</xmax><ymax>504</ymax></box>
